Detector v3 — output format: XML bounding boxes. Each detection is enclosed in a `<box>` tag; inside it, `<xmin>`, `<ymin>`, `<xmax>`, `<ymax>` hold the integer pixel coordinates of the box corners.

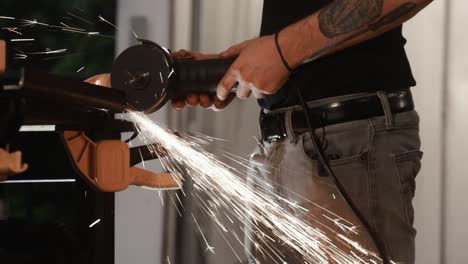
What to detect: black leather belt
<box><xmin>260</xmin><ymin>89</ymin><xmax>414</xmax><ymax>142</ymax></box>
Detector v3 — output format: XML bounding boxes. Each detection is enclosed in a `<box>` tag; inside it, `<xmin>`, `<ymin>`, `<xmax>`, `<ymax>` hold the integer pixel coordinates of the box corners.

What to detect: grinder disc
<box><xmin>111</xmin><ymin>41</ymin><xmax>174</xmax><ymax>113</ymax></box>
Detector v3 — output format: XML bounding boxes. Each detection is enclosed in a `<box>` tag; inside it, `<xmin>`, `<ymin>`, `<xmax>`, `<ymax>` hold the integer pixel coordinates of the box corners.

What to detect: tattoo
<box><xmin>307</xmin><ymin>2</ymin><xmax>417</xmax><ymax>62</ymax></box>
<box><xmin>319</xmin><ymin>0</ymin><xmax>384</xmax><ymax>38</ymax></box>
<box><xmin>369</xmin><ymin>2</ymin><xmax>417</xmax><ymax>30</ymax></box>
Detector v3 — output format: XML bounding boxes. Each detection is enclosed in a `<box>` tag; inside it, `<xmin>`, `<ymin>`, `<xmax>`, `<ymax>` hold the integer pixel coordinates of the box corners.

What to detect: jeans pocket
<box><xmin>300</xmin><ymin>132</ymin><xmax>373</xmax><ymax>218</ymax></box>
<box><xmin>393</xmin><ymin>150</ymin><xmax>423</xmax><ymax>225</ymax></box>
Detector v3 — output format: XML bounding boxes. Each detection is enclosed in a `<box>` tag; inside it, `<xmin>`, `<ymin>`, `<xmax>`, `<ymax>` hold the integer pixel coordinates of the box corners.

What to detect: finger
<box><xmin>220</xmin><ymin>45</ymin><xmax>243</xmax><ymax>58</ymax></box>
<box><xmin>171</xmin><ymin>100</ymin><xmax>186</xmax><ymax>110</ymax></box>
<box><xmin>212</xmin><ymin>93</ymin><xmax>236</xmax><ymax>110</ymax></box>
<box><xmin>217</xmin><ymin>69</ymin><xmax>239</xmax><ymax>101</ymax></box>
<box><xmin>220</xmin><ymin>40</ymin><xmax>252</xmax><ymax>58</ymax></box>
<box><xmin>186</xmin><ymin>94</ymin><xmax>200</xmax><ymax>107</ymax></box>
<box><xmin>192</xmin><ymin>53</ymin><xmax>220</xmax><ymax>60</ymax></box>
<box><xmin>236</xmin><ymin>79</ymin><xmax>252</xmax><ymax>99</ymax></box>
<box><xmin>199</xmin><ymin>94</ymin><xmax>213</xmax><ymax>108</ymax></box>
<box><xmin>251</xmin><ymin>87</ymin><xmax>266</xmax><ymax>99</ymax></box>
<box><xmin>172</xmin><ymin>49</ymin><xmax>194</xmax><ymax>59</ymax></box>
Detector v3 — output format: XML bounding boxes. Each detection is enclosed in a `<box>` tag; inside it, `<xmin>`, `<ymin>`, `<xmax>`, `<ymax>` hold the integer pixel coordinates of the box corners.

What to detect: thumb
<box><xmin>219</xmin><ymin>39</ymin><xmax>252</xmax><ymax>58</ymax></box>
<box><xmin>220</xmin><ymin>45</ymin><xmax>241</xmax><ymax>58</ymax></box>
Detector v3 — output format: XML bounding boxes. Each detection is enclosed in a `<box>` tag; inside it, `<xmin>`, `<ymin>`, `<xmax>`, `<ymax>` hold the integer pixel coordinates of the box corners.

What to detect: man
<box><xmin>89</xmin><ymin>0</ymin><xmax>432</xmax><ymax>262</ymax></box>
<box><xmin>171</xmin><ymin>0</ymin><xmax>432</xmax><ymax>263</ymax></box>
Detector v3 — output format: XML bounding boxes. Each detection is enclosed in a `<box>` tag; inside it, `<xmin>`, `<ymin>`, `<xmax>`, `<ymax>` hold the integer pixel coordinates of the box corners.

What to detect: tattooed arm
<box><xmin>216</xmin><ymin>0</ymin><xmax>433</xmax><ymax>99</ymax></box>
<box><xmin>279</xmin><ymin>0</ymin><xmax>433</xmax><ymax>68</ymax></box>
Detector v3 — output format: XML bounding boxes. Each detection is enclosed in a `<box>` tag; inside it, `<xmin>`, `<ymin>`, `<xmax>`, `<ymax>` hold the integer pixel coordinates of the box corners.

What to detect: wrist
<box><xmin>277</xmin><ymin>20</ymin><xmax>316</xmax><ymax>68</ymax></box>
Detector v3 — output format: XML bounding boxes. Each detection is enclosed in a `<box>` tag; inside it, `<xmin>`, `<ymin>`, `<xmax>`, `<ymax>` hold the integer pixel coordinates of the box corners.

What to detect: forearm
<box><xmin>279</xmin><ymin>0</ymin><xmax>433</xmax><ymax>68</ymax></box>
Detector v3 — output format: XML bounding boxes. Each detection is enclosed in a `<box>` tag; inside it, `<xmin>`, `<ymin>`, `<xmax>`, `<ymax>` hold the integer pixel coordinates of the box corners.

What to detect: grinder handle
<box><xmin>173</xmin><ymin>58</ymin><xmax>236</xmax><ymax>98</ymax></box>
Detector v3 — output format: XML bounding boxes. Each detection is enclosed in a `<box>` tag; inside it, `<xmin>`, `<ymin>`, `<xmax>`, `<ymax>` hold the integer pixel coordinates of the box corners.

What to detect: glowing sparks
<box><xmin>2</xmin><ymin>27</ymin><xmax>22</xmax><ymax>35</ymax></box>
<box><xmin>0</xmin><ymin>16</ymin><xmax>15</xmax><ymax>20</ymax></box>
<box><xmin>192</xmin><ymin>214</ymin><xmax>216</xmax><ymax>255</ymax></box>
<box><xmin>59</xmin><ymin>22</ymin><xmax>86</xmax><ymax>31</ymax></box>
<box><xmin>127</xmin><ymin>112</ymin><xmax>382</xmax><ymax>263</ymax></box>
<box><xmin>89</xmin><ymin>219</ymin><xmax>101</xmax><ymax>228</ymax></box>
<box><xmin>66</xmin><ymin>12</ymin><xmax>93</xmax><ymax>25</ymax></box>
<box><xmin>98</xmin><ymin>14</ymin><xmax>118</xmax><ymax>29</ymax></box>
<box><xmin>98</xmin><ymin>14</ymin><xmax>138</xmax><ymax>39</ymax></box>
<box><xmin>10</xmin><ymin>38</ymin><xmax>35</xmax><ymax>42</ymax></box>
<box><xmin>76</xmin><ymin>66</ymin><xmax>85</xmax><ymax>73</ymax></box>
<box><xmin>19</xmin><ymin>19</ymin><xmax>50</xmax><ymax>27</ymax></box>
<box><xmin>28</xmin><ymin>48</ymin><xmax>67</xmax><ymax>55</ymax></box>
<box><xmin>14</xmin><ymin>54</ymin><xmax>28</xmax><ymax>60</ymax></box>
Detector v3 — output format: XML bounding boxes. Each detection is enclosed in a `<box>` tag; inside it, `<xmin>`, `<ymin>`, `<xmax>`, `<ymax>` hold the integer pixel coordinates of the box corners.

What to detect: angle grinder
<box><xmin>111</xmin><ymin>39</ymin><xmax>236</xmax><ymax>113</ymax></box>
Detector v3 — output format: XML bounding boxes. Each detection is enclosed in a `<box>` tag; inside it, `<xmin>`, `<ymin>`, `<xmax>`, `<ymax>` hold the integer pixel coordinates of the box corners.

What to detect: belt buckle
<box><xmin>260</xmin><ymin>112</ymin><xmax>287</xmax><ymax>143</ymax></box>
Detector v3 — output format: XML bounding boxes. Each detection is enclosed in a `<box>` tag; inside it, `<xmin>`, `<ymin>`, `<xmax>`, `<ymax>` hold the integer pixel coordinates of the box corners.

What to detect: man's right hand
<box><xmin>170</xmin><ymin>50</ymin><xmax>235</xmax><ymax>111</ymax></box>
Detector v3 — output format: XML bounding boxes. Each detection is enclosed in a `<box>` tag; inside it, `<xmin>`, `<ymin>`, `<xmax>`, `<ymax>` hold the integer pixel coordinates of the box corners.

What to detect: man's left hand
<box><xmin>217</xmin><ymin>35</ymin><xmax>292</xmax><ymax>101</ymax></box>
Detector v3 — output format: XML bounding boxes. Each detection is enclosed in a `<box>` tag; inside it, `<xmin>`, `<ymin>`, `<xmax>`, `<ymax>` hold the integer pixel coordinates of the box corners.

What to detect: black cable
<box><xmin>294</xmin><ymin>85</ymin><xmax>390</xmax><ymax>264</ymax></box>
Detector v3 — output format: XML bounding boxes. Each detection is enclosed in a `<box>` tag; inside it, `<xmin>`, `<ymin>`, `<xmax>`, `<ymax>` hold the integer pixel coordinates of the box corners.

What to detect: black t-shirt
<box><xmin>258</xmin><ymin>0</ymin><xmax>416</xmax><ymax>110</ymax></box>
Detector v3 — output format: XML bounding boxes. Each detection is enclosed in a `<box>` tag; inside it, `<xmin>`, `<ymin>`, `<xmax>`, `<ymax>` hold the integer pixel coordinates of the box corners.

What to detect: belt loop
<box><xmin>377</xmin><ymin>91</ymin><xmax>393</xmax><ymax>130</ymax></box>
<box><xmin>284</xmin><ymin>110</ymin><xmax>297</xmax><ymax>144</ymax></box>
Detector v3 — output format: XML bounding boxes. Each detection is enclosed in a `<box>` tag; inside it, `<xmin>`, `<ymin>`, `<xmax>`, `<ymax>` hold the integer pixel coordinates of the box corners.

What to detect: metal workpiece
<box><xmin>19</xmin><ymin>69</ymin><xmax>128</xmax><ymax>113</ymax></box>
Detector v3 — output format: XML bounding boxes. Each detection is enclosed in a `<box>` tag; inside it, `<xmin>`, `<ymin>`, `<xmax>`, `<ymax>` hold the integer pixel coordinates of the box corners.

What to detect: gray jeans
<box><xmin>246</xmin><ymin>93</ymin><xmax>422</xmax><ymax>263</ymax></box>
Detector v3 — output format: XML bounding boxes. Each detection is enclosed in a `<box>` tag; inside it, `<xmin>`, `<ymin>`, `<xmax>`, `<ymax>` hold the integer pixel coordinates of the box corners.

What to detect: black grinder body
<box><xmin>111</xmin><ymin>39</ymin><xmax>235</xmax><ymax>113</ymax></box>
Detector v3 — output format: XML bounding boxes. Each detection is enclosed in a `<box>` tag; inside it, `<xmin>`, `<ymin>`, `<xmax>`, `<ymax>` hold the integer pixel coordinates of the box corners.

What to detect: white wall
<box><xmin>404</xmin><ymin>1</ymin><xmax>446</xmax><ymax>263</ymax></box>
<box><xmin>115</xmin><ymin>1</ymin><xmax>171</xmax><ymax>263</ymax></box>
<box><xmin>444</xmin><ymin>0</ymin><xmax>468</xmax><ymax>263</ymax></box>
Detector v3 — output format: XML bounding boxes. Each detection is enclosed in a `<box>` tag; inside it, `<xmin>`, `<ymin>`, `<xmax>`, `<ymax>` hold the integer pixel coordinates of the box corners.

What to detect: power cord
<box><xmin>294</xmin><ymin>85</ymin><xmax>390</xmax><ymax>264</ymax></box>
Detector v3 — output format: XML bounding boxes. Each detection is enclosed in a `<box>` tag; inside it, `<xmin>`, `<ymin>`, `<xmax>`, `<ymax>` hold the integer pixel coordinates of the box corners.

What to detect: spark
<box><xmin>76</xmin><ymin>66</ymin><xmax>85</xmax><ymax>72</ymax></box>
<box><xmin>0</xmin><ymin>16</ymin><xmax>15</xmax><ymax>20</ymax></box>
<box><xmin>169</xmin><ymin>194</ymin><xmax>183</xmax><ymax>217</ymax></box>
<box><xmin>19</xmin><ymin>19</ymin><xmax>50</xmax><ymax>27</ymax></box>
<box><xmin>158</xmin><ymin>191</ymin><xmax>165</xmax><ymax>206</ymax></box>
<box><xmin>98</xmin><ymin>14</ymin><xmax>138</xmax><ymax>39</ymax></box>
<box><xmin>98</xmin><ymin>14</ymin><xmax>118</xmax><ymax>29</ymax></box>
<box><xmin>192</xmin><ymin>214</ymin><xmax>216</xmax><ymax>255</ymax></box>
<box><xmin>127</xmin><ymin>112</ymin><xmax>383</xmax><ymax>263</ymax></box>
<box><xmin>322</xmin><ymin>214</ymin><xmax>359</xmax><ymax>235</ymax></box>
<box><xmin>59</xmin><ymin>22</ymin><xmax>86</xmax><ymax>31</ymax></box>
<box><xmin>66</xmin><ymin>12</ymin><xmax>93</xmax><ymax>25</ymax></box>
<box><xmin>2</xmin><ymin>27</ymin><xmax>22</xmax><ymax>35</ymax></box>
<box><xmin>132</xmin><ymin>31</ymin><xmax>139</xmax><ymax>39</ymax></box>
<box><xmin>89</xmin><ymin>219</ymin><xmax>101</xmax><ymax>228</ymax></box>
<box><xmin>14</xmin><ymin>54</ymin><xmax>28</xmax><ymax>60</ymax></box>
<box><xmin>175</xmin><ymin>193</ymin><xmax>184</xmax><ymax>210</ymax></box>
<box><xmin>60</xmin><ymin>28</ymin><xmax>112</xmax><ymax>38</ymax></box>
<box><xmin>28</xmin><ymin>48</ymin><xmax>67</xmax><ymax>55</ymax></box>
<box><xmin>10</xmin><ymin>38</ymin><xmax>35</xmax><ymax>42</ymax></box>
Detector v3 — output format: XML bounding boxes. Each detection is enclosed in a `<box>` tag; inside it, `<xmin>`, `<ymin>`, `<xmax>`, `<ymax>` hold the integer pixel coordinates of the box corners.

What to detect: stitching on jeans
<box><xmin>367</xmin><ymin>118</ymin><xmax>390</xmax><ymax>255</ymax></box>
<box><xmin>392</xmin><ymin>154</ymin><xmax>412</xmax><ymax>225</ymax></box>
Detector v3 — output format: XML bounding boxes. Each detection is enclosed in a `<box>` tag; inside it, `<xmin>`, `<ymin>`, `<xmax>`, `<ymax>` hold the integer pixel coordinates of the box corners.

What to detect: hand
<box><xmin>171</xmin><ymin>49</ymin><xmax>235</xmax><ymax>111</ymax></box>
<box><xmin>217</xmin><ymin>35</ymin><xmax>292</xmax><ymax>101</ymax></box>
